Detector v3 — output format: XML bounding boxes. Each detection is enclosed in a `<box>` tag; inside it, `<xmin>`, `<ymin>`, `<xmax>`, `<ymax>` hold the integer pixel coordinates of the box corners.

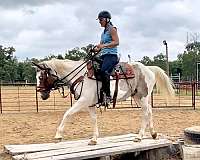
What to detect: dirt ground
<box><xmin>1</xmin><ymin>108</ymin><xmax>200</xmax><ymax>159</ymax></box>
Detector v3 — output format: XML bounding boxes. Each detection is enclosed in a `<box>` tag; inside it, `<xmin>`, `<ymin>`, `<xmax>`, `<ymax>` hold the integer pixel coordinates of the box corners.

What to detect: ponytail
<box><xmin>104</xmin><ymin>20</ymin><xmax>113</xmax><ymax>33</ymax></box>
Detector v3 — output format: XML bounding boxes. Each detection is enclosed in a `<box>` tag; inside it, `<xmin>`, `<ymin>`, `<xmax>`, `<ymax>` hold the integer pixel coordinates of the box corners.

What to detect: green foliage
<box><xmin>64</xmin><ymin>44</ymin><xmax>93</xmax><ymax>61</ymax></box>
<box><xmin>186</xmin><ymin>42</ymin><xmax>200</xmax><ymax>53</ymax></box>
<box><xmin>140</xmin><ymin>53</ymin><xmax>166</xmax><ymax>70</ymax></box>
<box><xmin>0</xmin><ymin>45</ymin><xmax>17</xmax><ymax>82</ymax></box>
<box><xmin>57</xmin><ymin>54</ymin><xmax>64</xmax><ymax>59</ymax></box>
<box><xmin>65</xmin><ymin>47</ymin><xmax>87</xmax><ymax>61</ymax></box>
<box><xmin>177</xmin><ymin>51</ymin><xmax>199</xmax><ymax>80</ymax></box>
<box><xmin>140</xmin><ymin>56</ymin><xmax>153</xmax><ymax>65</ymax></box>
<box><xmin>0</xmin><ymin>45</ymin><xmax>36</xmax><ymax>83</ymax></box>
<box><xmin>139</xmin><ymin>41</ymin><xmax>200</xmax><ymax>81</ymax></box>
<box><xmin>152</xmin><ymin>53</ymin><xmax>166</xmax><ymax>70</ymax></box>
<box><xmin>16</xmin><ymin>60</ymin><xmax>36</xmax><ymax>82</ymax></box>
<box><xmin>1</xmin><ymin>41</ymin><xmax>200</xmax><ymax>83</ymax></box>
<box><xmin>0</xmin><ymin>44</ymin><xmax>92</xmax><ymax>83</ymax></box>
<box><xmin>169</xmin><ymin>60</ymin><xmax>182</xmax><ymax>76</ymax></box>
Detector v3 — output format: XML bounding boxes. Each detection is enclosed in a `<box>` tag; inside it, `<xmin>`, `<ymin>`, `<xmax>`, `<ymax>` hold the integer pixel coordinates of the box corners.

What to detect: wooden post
<box><xmin>192</xmin><ymin>82</ymin><xmax>195</xmax><ymax>110</ymax></box>
<box><xmin>53</xmin><ymin>92</ymin><xmax>56</xmax><ymax>111</ymax></box>
<box><xmin>35</xmin><ymin>85</ymin><xmax>39</xmax><ymax>112</ymax></box>
<box><xmin>17</xmin><ymin>86</ymin><xmax>20</xmax><ymax>112</ymax></box>
<box><xmin>70</xmin><ymin>93</ymin><xmax>73</xmax><ymax>107</ymax></box>
<box><xmin>0</xmin><ymin>82</ymin><xmax>2</xmax><ymax>114</ymax></box>
<box><xmin>151</xmin><ymin>92</ymin><xmax>154</xmax><ymax>108</ymax></box>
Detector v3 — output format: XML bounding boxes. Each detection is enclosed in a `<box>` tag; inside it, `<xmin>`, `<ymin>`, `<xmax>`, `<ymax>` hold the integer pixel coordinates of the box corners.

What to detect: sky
<box><xmin>0</xmin><ymin>0</ymin><xmax>200</xmax><ymax>62</ymax></box>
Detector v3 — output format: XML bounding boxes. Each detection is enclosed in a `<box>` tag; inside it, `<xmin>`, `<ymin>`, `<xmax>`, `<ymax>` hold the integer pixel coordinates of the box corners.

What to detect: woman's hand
<box><xmin>96</xmin><ymin>44</ymin><xmax>105</xmax><ymax>49</ymax></box>
<box><xmin>91</xmin><ymin>45</ymin><xmax>102</xmax><ymax>52</ymax></box>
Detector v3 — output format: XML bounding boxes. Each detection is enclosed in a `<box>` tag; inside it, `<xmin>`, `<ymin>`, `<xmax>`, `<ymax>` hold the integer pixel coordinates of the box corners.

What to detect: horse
<box><xmin>33</xmin><ymin>58</ymin><xmax>175</xmax><ymax>145</ymax></box>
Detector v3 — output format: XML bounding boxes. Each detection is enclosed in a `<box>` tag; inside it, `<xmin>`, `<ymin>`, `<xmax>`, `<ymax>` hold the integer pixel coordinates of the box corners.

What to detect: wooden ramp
<box><xmin>4</xmin><ymin>134</ymin><xmax>171</xmax><ymax>160</ymax></box>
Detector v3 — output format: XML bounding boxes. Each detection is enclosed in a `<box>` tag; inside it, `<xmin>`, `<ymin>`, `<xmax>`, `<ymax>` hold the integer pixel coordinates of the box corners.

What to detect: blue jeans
<box><xmin>100</xmin><ymin>54</ymin><xmax>118</xmax><ymax>97</ymax></box>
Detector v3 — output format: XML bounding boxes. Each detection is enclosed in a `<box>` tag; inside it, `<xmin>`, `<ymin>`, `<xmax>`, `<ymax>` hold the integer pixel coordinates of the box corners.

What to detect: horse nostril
<box><xmin>41</xmin><ymin>91</ymin><xmax>50</xmax><ymax>100</ymax></box>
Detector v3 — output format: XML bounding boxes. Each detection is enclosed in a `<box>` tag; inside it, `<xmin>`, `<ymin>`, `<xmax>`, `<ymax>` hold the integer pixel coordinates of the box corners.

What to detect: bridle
<box><xmin>32</xmin><ymin>46</ymin><xmax>101</xmax><ymax>95</ymax></box>
<box><xmin>33</xmin><ymin>62</ymin><xmax>60</xmax><ymax>92</ymax></box>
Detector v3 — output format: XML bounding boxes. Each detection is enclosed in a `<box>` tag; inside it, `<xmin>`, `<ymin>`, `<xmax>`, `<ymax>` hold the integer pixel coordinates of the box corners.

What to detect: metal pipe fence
<box><xmin>151</xmin><ymin>82</ymin><xmax>196</xmax><ymax>109</ymax></box>
<box><xmin>0</xmin><ymin>83</ymin><xmax>72</xmax><ymax>113</ymax></box>
<box><xmin>0</xmin><ymin>82</ymin><xmax>198</xmax><ymax>113</ymax></box>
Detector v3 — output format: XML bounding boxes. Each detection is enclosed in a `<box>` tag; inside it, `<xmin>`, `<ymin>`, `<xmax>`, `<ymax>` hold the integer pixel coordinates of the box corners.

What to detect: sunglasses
<box><xmin>99</xmin><ymin>18</ymin><xmax>105</xmax><ymax>22</ymax></box>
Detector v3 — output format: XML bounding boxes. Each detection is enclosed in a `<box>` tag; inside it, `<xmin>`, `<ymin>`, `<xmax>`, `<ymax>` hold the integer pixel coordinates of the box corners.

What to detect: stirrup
<box><xmin>102</xmin><ymin>95</ymin><xmax>112</xmax><ymax>107</ymax></box>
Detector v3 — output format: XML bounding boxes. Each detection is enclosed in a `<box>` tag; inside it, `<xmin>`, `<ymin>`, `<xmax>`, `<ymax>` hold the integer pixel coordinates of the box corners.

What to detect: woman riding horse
<box><xmin>95</xmin><ymin>11</ymin><xmax>119</xmax><ymax>105</ymax></box>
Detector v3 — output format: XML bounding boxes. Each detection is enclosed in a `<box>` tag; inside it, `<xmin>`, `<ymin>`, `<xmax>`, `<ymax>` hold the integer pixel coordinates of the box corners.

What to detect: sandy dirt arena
<box><xmin>1</xmin><ymin>108</ymin><xmax>200</xmax><ymax>159</ymax></box>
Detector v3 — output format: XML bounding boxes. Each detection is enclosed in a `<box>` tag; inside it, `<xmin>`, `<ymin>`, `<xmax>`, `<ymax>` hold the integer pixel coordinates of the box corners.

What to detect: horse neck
<box><xmin>52</xmin><ymin>59</ymin><xmax>86</xmax><ymax>83</ymax></box>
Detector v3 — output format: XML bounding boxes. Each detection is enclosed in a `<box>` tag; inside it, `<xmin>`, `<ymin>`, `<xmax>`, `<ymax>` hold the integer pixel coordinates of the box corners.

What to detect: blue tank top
<box><xmin>100</xmin><ymin>24</ymin><xmax>118</xmax><ymax>56</ymax></box>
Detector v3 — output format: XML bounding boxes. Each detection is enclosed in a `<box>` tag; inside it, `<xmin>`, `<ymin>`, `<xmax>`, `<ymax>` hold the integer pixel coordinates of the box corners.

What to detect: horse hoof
<box><xmin>133</xmin><ymin>137</ymin><xmax>141</xmax><ymax>142</ymax></box>
<box><xmin>54</xmin><ymin>135</ymin><xmax>63</xmax><ymax>141</ymax></box>
<box><xmin>152</xmin><ymin>132</ymin><xmax>157</xmax><ymax>139</ymax></box>
<box><xmin>88</xmin><ymin>139</ymin><xmax>97</xmax><ymax>145</ymax></box>
<box><xmin>54</xmin><ymin>138</ymin><xmax>63</xmax><ymax>143</ymax></box>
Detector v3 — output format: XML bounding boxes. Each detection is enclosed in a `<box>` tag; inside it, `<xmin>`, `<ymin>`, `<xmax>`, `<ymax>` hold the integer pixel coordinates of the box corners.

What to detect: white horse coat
<box><xmin>35</xmin><ymin>58</ymin><xmax>174</xmax><ymax>144</ymax></box>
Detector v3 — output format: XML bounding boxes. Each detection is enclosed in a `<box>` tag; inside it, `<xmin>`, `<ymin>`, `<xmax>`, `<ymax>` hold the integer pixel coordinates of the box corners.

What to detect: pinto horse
<box><xmin>34</xmin><ymin>58</ymin><xmax>174</xmax><ymax>145</ymax></box>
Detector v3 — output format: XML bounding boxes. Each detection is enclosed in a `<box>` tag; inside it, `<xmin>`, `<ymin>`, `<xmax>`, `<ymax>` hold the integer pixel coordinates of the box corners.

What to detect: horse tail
<box><xmin>148</xmin><ymin>66</ymin><xmax>175</xmax><ymax>99</ymax></box>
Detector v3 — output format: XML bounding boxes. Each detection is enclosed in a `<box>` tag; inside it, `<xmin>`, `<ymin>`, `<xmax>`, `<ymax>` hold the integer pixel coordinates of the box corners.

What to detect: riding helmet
<box><xmin>97</xmin><ymin>11</ymin><xmax>111</xmax><ymax>19</ymax></box>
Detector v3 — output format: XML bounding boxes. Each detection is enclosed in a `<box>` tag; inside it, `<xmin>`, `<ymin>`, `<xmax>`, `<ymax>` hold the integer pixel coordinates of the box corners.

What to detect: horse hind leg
<box><xmin>133</xmin><ymin>96</ymin><xmax>157</xmax><ymax>142</ymax></box>
<box><xmin>148</xmin><ymin>103</ymin><xmax>157</xmax><ymax>139</ymax></box>
<box><xmin>132</xmin><ymin>96</ymin><xmax>147</xmax><ymax>142</ymax></box>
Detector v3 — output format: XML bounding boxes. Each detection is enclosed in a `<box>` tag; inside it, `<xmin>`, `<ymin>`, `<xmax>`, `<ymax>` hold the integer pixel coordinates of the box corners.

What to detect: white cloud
<box><xmin>0</xmin><ymin>0</ymin><xmax>200</xmax><ymax>61</ymax></box>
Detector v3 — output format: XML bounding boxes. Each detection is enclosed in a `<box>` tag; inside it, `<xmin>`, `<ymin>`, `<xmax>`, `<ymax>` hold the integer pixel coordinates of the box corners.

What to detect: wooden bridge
<box><xmin>4</xmin><ymin>134</ymin><xmax>182</xmax><ymax>160</ymax></box>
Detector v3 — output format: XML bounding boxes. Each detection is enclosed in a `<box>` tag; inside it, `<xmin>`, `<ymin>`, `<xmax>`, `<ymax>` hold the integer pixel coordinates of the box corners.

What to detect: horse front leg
<box><xmin>54</xmin><ymin>97</ymin><xmax>88</xmax><ymax>140</ymax></box>
<box><xmin>88</xmin><ymin>106</ymin><xmax>99</xmax><ymax>145</ymax></box>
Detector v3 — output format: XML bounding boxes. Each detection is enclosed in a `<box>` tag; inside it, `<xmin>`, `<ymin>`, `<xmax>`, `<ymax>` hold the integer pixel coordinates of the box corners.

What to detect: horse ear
<box><xmin>32</xmin><ymin>62</ymin><xmax>45</xmax><ymax>70</ymax></box>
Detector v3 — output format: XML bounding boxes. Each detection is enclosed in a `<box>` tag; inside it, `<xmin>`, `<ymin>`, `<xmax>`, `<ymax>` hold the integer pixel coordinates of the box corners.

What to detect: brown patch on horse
<box><xmin>37</xmin><ymin>69</ymin><xmax>58</xmax><ymax>92</ymax></box>
<box><xmin>134</xmin><ymin>65</ymin><xmax>148</xmax><ymax>98</ymax></box>
<box><xmin>37</xmin><ymin>70</ymin><xmax>48</xmax><ymax>91</ymax></box>
<box><xmin>111</xmin><ymin>62</ymin><xmax>135</xmax><ymax>79</ymax></box>
<box><xmin>87</xmin><ymin>61</ymin><xmax>94</xmax><ymax>78</ymax></box>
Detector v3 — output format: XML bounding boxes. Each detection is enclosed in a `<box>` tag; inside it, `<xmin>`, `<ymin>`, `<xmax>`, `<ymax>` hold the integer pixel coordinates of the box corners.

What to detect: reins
<box><xmin>53</xmin><ymin>48</ymin><xmax>100</xmax><ymax>88</ymax></box>
<box><xmin>33</xmin><ymin>47</ymin><xmax>101</xmax><ymax>98</ymax></box>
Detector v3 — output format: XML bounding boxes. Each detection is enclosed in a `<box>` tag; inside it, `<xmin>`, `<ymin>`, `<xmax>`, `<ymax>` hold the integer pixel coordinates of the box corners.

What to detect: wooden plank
<box><xmin>183</xmin><ymin>145</ymin><xmax>200</xmax><ymax>160</ymax></box>
<box><xmin>13</xmin><ymin>139</ymin><xmax>166</xmax><ymax>160</ymax></box>
<box><xmin>13</xmin><ymin>140</ymin><xmax>139</xmax><ymax>160</ymax></box>
<box><xmin>5</xmin><ymin>134</ymin><xmax>140</xmax><ymax>155</ymax></box>
<box><xmin>13</xmin><ymin>139</ymin><xmax>170</xmax><ymax>160</ymax></box>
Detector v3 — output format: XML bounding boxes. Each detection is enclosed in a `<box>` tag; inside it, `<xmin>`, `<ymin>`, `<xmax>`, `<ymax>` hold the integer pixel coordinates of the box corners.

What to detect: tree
<box><xmin>65</xmin><ymin>47</ymin><xmax>87</xmax><ymax>61</ymax></box>
<box><xmin>140</xmin><ymin>56</ymin><xmax>153</xmax><ymax>65</ymax></box>
<box><xmin>23</xmin><ymin>60</ymin><xmax>36</xmax><ymax>83</ymax></box>
<box><xmin>0</xmin><ymin>45</ymin><xmax>17</xmax><ymax>82</ymax></box>
<box><xmin>152</xmin><ymin>53</ymin><xmax>166</xmax><ymax>70</ymax></box>
<box><xmin>64</xmin><ymin>44</ymin><xmax>94</xmax><ymax>61</ymax></box>
<box><xmin>169</xmin><ymin>60</ymin><xmax>182</xmax><ymax>77</ymax></box>
<box><xmin>178</xmin><ymin>51</ymin><xmax>198</xmax><ymax>81</ymax></box>
<box><xmin>16</xmin><ymin>61</ymin><xmax>36</xmax><ymax>83</ymax></box>
<box><xmin>57</xmin><ymin>54</ymin><xmax>64</xmax><ymax>59</ymax></box>
<box><xmin>186</xmin><ymin>42</ymin><xmax>200</xmax><ymax>54</ymax></box>
<box><xmin>176</xmin><ymin>41</ymin><xmax>200</xmax><ymax>81</ymax></box>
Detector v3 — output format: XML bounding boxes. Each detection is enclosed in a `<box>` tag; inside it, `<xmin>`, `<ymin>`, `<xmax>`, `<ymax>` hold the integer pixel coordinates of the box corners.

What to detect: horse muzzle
<box><xmin>40</xmin><ymin>90</ymin><xmax>50</xmax><ymax>100</ymax></box>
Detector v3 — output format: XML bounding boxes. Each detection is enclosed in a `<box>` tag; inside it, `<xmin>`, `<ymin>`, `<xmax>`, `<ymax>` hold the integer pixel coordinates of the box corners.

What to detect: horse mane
<box><xmin>40</xmin><ymin>58</ymin><xmax>84</xmax><ymax>76</ymax></box>
<box><xmin>40</xmin><ymin>58</ymin><xmax>72</xmax><ymax>69</ymax></box>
